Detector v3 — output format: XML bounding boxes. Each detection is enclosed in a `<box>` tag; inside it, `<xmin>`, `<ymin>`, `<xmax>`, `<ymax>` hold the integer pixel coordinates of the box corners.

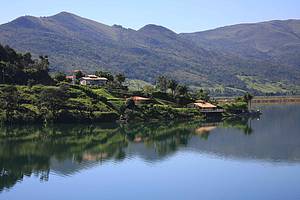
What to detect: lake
<box><xmin>1</xmin><ymin>104</ymin><xmax>300</xmax><ymax>200</ymax></box>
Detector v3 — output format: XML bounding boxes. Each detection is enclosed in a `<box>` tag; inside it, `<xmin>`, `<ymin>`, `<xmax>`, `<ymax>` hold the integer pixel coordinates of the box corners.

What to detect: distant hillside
<box><xmin>0</xmin><ymin>12</ymin><xmax>299</xmax><ymax>95</ymax></box>
<box><xmin>181</xmin><ymin>20</ymin><xmax>300</xmax><ymax>67</ymax></box>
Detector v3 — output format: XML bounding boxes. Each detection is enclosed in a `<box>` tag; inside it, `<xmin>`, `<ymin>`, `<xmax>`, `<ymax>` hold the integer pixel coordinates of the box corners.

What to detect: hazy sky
<box><xmin>1</xmin><ymin>0</ymin><xmax>300</xmax><ymax>33</ymax></box>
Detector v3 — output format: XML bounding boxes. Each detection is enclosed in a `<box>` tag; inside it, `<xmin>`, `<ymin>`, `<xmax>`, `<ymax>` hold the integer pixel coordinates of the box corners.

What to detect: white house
<box><xmin>80</xmin><ymin>75</ymin><xmax>108</xmax><ymax>86</ymax></box>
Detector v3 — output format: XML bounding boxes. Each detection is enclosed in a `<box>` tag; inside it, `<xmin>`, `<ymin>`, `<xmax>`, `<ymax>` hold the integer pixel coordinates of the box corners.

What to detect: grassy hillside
<box><xmin>0</xmin><ymin>84</ymin><xmax>121</xmax><ymax>123</ymax></box>
<box><xmin>0</xmin><ymin>83</ymin><xmax>209</xmax><ymax>124</ymax></box>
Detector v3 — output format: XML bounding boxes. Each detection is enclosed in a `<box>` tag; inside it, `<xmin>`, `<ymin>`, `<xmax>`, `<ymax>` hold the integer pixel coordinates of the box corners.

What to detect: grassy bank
<box><xmin>0</xmin><ymin>84</ymin><xmax>120</xmax><ymax>124</ymax></box>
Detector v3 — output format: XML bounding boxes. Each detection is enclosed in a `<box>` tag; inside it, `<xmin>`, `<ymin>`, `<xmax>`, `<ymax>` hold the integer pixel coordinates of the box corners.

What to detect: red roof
<box><xmin>66</xmin><ymin>75</ymin><xmax>75</xmax><ymax>79</ymax></box>
<box><xmin>131</xmin><ymin>96</ymin><xmax>151</xmax><ymax>101</ymax></box>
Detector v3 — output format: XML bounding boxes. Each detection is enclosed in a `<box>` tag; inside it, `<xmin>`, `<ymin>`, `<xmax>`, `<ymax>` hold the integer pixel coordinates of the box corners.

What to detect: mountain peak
<box><xmin>8</xmin><ymin>15</ymin><xmax>44</xmax><ymax>29</ymax></box>
<box><xmin>138</xmin><ymin>24</ymin><xmax>177</xmax><ymax>35</ymax></box>
<box><xmin>50</xmin><ymin>11</ymin><xmax>80</xmax><ymax>19</ymax></box>
<box><xmin>54</xmin><ymin>11</ymin><xmax>76</xmax><ymax>16</ymax></box>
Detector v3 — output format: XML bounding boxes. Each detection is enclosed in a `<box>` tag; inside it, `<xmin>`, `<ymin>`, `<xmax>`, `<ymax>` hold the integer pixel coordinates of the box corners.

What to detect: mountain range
<box><xmin>0</xmin><ymin>12</ymin><xmax>299</xmax><ymax>95</ymax></box>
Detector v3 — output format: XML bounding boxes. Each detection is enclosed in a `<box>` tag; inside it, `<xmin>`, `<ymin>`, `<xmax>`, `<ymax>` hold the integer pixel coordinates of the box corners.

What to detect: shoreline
<box><xmin>216</xmin><ymin>96</ymin><xmax>300</xmax><ymax>104</ymax></box>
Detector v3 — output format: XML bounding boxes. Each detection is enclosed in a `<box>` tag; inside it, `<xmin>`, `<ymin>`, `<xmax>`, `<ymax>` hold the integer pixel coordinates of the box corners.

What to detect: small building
<box><xmin>188</xmin><ymin>100</ymin><xmax>224</xmax><ymax>114</ymax></box>
<box><xmin>66</xmin><ymin>75</ymin><xmax>75</xmax><ymax>80</ymax></box>
<box><xmin>190</xmin><ymin>100</ymin><xmax>217</xmax><ymax>110</ymax></box>
<box><xmin>80</xmin><ymin>75</ymin><xmax>108</xmax><ymax>86</ymax></box>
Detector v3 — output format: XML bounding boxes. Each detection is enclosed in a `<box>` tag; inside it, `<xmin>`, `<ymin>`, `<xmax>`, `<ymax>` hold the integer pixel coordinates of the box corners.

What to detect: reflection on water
<box><xmin>0</xmin><ymin>104</ymin><xmax>300</xmax><ymax>198</ymax></box>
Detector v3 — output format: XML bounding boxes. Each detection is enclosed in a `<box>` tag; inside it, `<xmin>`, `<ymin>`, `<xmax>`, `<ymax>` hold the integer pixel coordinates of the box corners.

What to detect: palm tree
<box><xmin>167</xmin><ymin>79</ymin><xmax>178</xmax><ymax>96</ymax></box>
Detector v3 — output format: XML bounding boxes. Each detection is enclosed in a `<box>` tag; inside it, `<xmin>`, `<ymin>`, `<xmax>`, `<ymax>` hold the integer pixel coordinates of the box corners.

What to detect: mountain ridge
<box><xmin>4</xmin><ymin>12</ymin><xmax>300</xmax><ymax>33</ymax></box>
<box><xmin>181</xmin><ymin>19</ymin><xmax>300</xmax><ymax>60</ymax></box>
<box><xmin>0</xmin><ymin>12</ymin><xmax>299</xmax><ymax>95</ymax></box>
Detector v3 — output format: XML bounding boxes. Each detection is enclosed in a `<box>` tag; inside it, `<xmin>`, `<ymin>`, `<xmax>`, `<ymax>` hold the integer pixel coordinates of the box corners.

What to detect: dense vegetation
<box><xmin>0</xmin><ymin>12</ymin><xmax>299</xmax><ymax>95</ymax></box>
<box><xmin>0</xmin><ymin>44</ymin><xmax>53</xmax><ymax>85</ymax></box>
<box><xmin>0</xmin><ymin>45</ymin><xmax>253</xmax><ymax>124</ymax></box>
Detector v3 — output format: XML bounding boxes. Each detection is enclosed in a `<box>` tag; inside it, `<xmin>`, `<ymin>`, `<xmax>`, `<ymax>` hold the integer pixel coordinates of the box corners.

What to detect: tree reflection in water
<box><xmin>0</xmin><ymin>116</ymin><xmax>257</xmax><ymax>192</ymax></box>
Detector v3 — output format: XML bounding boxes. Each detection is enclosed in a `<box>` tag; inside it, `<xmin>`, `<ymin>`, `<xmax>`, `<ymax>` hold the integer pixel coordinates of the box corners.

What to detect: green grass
<box><xmin>92</xmin><ymin>88</ymin><xmax>116</xmax><ymax>99</ymax></box>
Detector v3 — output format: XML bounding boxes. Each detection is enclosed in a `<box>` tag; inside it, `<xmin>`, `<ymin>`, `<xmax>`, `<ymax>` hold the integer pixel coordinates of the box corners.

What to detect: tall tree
<box><xmin>156</xmin><ymin>76</ymin><xmax>168</xmax><ymax>93</ymax></box>
<box><xmin>36</xmin><ymin>55</ymin><xmax>50</xmax><ymax>71</ymax></box>
<box><xmin>115</xmin><ymin>73</ymin><xmax>126</xmax><ymax>85</ymax></box>
<box><xmin>95</xmin><ymin>71</ymin><xmax>114</xmax><ymax>82</ymax></box>
<box><xmin>167</xmin><ymin>79</ymin><xmax>178</xmax><ymax>96</ymax></box>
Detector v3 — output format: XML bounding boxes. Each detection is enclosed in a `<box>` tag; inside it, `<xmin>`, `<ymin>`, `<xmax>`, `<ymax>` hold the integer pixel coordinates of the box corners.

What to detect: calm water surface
<box><xmin>0</xmin><ymin>104</ymin><xmax>300</xmax><ymax>200</ymax></box>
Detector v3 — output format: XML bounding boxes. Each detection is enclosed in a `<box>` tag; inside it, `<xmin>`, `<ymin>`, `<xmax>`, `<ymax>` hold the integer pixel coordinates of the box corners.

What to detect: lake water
<box><xmin>0</xmin><ymin>104</ymin><xmax>300</xmax><ymax>200</ymax></box>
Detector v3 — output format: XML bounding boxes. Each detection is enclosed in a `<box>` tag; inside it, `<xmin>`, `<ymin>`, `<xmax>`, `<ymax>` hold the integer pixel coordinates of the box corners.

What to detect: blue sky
<box><xmin>1</xmin><ymin>0</ymin><xmax>300</xmax><ymax>33</ymax></box>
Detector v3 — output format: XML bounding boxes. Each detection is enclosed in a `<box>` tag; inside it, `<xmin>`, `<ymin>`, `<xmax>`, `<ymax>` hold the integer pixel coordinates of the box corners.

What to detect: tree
<box><xmin>243</xmin><ymin>92</ymin><xmax>254</xmax><ymax>110</ymax></box>
<box><xmin>0</xmin><ymin>85</ymin><xmax>20</xmax><ymax>121</ymax></box>
<box><xmin>0</xmin><ymin>44</ymin><xmax>54</xmax><ymax>85</ymax></box>
<box><xmin>35</xmin><ymin>55</ymin><xmax>50</xmax><ymax>72</ymax></box>
<box><xmin>195</xmin><ymin>89</ymin><xmax>210</xmax><ymax>101</ymax></box>
<box><xmin>156</xmin><ymin>76</ymin><xmax>168</xmax><ymax>93</ymax></box>
<box><xmin>167</xmin><ymin>79</ymin><xmax>178</xmax><ymax>96</ymax></box>
<box><xmin>115</xmin><ymin>73</ymin><xmax>126</xmax><ymax>85</ymax></box>
<box><xmin>95</xmin><ymin>71</ymin><xmax>114</xmax><ymax>82</ymax></box>
<box><xmin>23</xmin><ymin>52</ymin><xmax>34</xmax><ymax>65</ymax></box>
<box><xmin>54</xmin><ymin>72</ymin><xmax>67</xmax><ymax>82</ymax></box>
<box><xmin>176</xmin><ymin>85</ymin><xmax>188</xmax><ymax>96</ymax></box>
